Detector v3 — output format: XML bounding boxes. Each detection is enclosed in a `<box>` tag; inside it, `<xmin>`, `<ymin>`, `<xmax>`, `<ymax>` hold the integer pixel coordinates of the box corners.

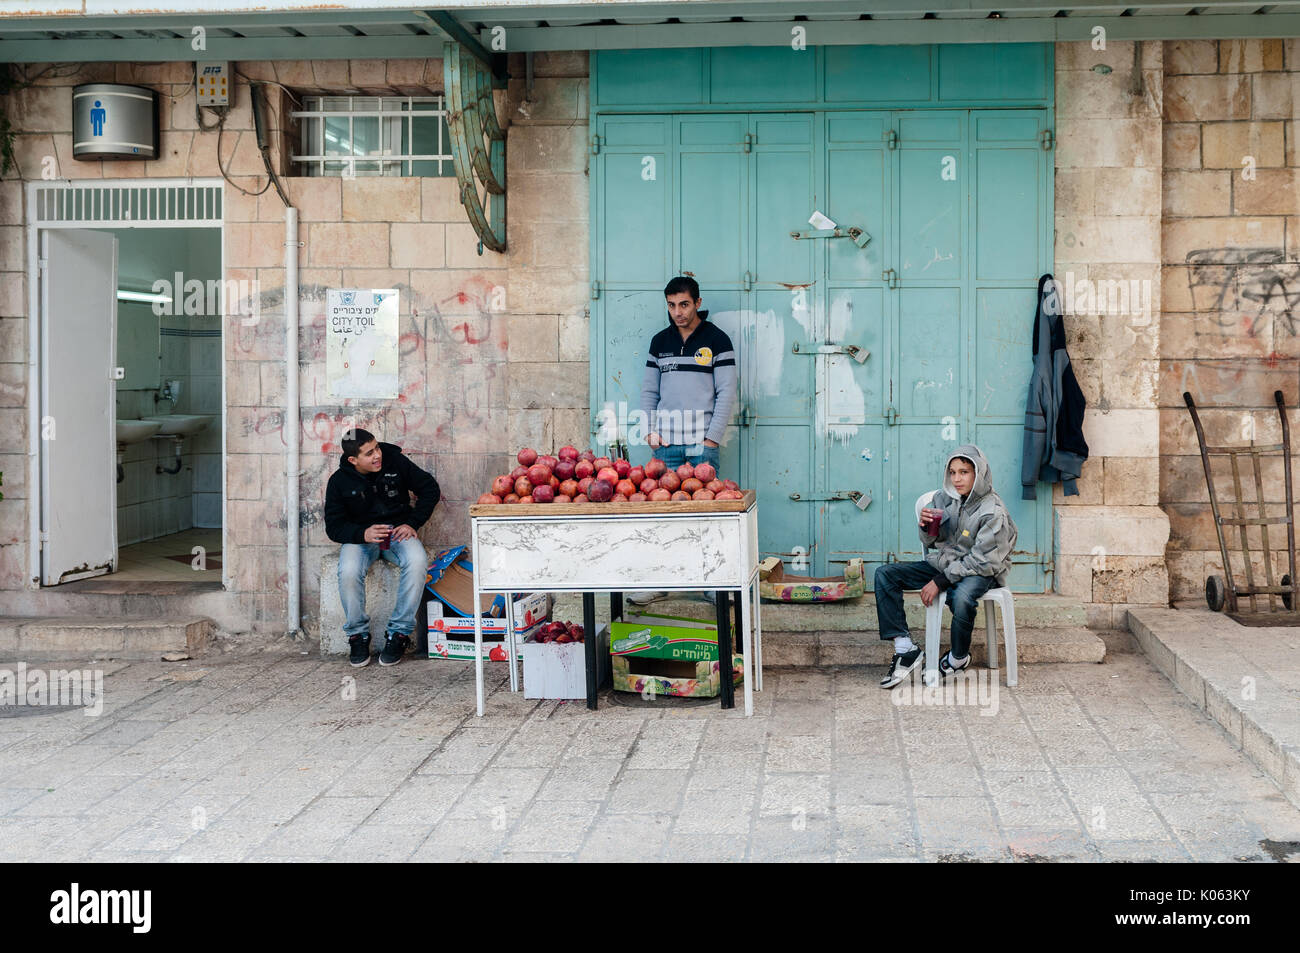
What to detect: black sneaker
<box><xmin>937</xmin><ymin>651</ymin><xmax>971</xmax><ymax>679</ymax></box>
<box><xmin>348</xmin><ymin>634</ymin><xmax>371</xmax><ymax>668</ymax></box>
<box><xmin>880</xmin><ymin>647</ymin><xmax>924</xmax><ymax>689</ymax></box>
<box><xmin>379</xmin><ymin>632</ymin><xmax>411</xmax><ymax>667</ymax></box>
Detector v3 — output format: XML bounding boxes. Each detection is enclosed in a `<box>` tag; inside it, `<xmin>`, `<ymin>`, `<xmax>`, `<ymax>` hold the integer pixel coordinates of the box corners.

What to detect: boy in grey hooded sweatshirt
<box><xmin>875</xmin><ymin>444</ymin><xmax>1018</xmax><ymax>689</ymax></box>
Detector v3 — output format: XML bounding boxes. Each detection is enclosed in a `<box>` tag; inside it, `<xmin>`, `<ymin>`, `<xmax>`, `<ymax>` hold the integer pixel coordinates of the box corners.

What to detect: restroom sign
<box><xmin>326</xmin><ymin>289</ymin><xmax>399</xmax><ymax>399</ymax></box>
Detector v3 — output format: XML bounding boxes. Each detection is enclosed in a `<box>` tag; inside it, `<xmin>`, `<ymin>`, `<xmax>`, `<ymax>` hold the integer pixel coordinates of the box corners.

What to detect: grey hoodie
<box><xmin>920</xmin><ymin>444</ymin><xmax>1018</xmax><ymax>589</ymax></box>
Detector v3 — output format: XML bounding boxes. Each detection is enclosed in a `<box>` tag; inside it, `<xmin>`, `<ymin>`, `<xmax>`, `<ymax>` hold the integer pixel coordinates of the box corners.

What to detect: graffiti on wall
<box><xmin>1185</xmin><ymin>247</ymin><xmax>1300</xmax><ymax>336</ymax></box>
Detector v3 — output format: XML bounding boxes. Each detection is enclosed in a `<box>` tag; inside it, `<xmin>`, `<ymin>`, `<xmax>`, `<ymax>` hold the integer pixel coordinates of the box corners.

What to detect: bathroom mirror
<box><xmin>116</xmin><ymin>297</ymin><xmax>162</xmax><ymax>390</ymax></box>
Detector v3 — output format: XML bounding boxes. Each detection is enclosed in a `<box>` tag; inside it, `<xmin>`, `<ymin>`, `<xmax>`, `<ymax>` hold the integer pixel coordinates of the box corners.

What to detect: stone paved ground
<box><xmin>2</xmin><ymin>642</ymin><xmax>1299</xmax><ymax>862</ymax></box>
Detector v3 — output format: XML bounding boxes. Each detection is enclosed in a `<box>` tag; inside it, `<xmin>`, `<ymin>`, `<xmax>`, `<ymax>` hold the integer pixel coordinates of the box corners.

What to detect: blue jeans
<box><xmin>654</xmin><ymin>443</ymin><xmax>720</xmax><ymax>472</ymax></box>
<box><xmin>338</xmin><ymin>537</ymin><xmax>428</xmax><ymax>639</ymax></box>
<box><xmin>873</xmin><ymin>561</ymin><xmax>994</xmax><ymax>659</ymax></box>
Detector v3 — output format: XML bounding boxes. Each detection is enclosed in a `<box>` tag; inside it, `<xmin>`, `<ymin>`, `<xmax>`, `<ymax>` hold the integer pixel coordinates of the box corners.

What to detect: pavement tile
<box><xmin>578</xmin><ymin>813</ymin><xmax>673</xmax><ymax>862</ymax></box>
<box><xmin>606</xmin><ymin>769</ymin><xmax>687</xmax><ymax>815</ymax></box>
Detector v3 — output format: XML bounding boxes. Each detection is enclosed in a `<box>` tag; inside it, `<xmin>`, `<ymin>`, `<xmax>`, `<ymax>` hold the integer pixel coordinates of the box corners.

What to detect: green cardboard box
<box><xmin>610</xmin><ymin>612</ymin><xmax>743</xmax><ymax>698</ymax></box>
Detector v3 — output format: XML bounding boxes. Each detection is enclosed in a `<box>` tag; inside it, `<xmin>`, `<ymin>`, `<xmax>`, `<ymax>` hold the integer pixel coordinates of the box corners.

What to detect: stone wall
<box><xmin>1160</xmin><ymin>39</ymin><xmax>1300</xmax><ymax>605</ymax></box>
<box><xmin>1052</xmin><ymin>40</ymin><xmax>1172</xmax><ymax>627</ymax></box>
<box><xmin>0</xmin><ymin>55</ymin><xmax>590</xmax><ymax>637</ymax></box>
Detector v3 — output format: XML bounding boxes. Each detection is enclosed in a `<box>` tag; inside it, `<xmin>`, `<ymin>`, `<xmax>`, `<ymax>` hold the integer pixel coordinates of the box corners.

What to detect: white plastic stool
<box><xmin>912</xmin><ymin>491</ymin><xmax>1018</xmax><ymax>687</ymax></box>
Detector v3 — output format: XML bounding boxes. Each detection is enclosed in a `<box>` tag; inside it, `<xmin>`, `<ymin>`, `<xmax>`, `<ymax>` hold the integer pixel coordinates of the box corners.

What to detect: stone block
<box><xmin>1056</xmin><ymin>40</ymin><xmax>1160</xmax><ymax>73</ymax></box>
<box><xmin>1094</xmin><ymin>168</ymin><xmax>1161</xmax><ymax>217</ymax></box>
<box><xmin>0</xmin><ymin>181</ymin><xmax>20</xmax><ymax>226</ymax></box>
<box><xmin>1084</xmin><ymin>603</ymin><xmax>1114</xmax><ymax>629</ymax></box>
<box><xmin>1201</xmin><ymin>121</ymin><xmax>1284</xmax><ymax>168</ymax></box>
<box><xmin>1102</xmin><ymin>456</ymin><xmax>1159</xmax><ymax>506</ymax></box>
<box><xmin>518</xmin><ymin>124</ymin><xmax>589</xmax><ymax>174</ymax></box>
<box><xmin>279</xmin><ymin>177</ymin><xmax>341</xmax><ymax>222</ymax></box>
<box><xmin>410</xmin><ymin>269</ymin><xmax>509</xmax><ymax>318</ymax></box>
<box><xmin>506</xmin><ymin>263</ymin><xmax>588</xmax><ymax>316</ymax></box>
<box><xmin>1055</xmin><ymin>505</ymin><xmax>1171</xmax><ymax>557</ymax></box>
<box><xmin>1101</xmin><ymin>358</ymin><xmax>1158</xmax><ymax>409</ymax></box>
<box><xmin>1162</xmin><ymin>170</ymin><xmax>1232</xmax><ymax>217</ymax></box>
<box><xmin>1082</xmin><ymin>408</ymin><xmax>1159</xmax><ymax>458</ymax></box>
<box><xmin>226</xmin><ymin>453</ymin><xmax>264</xmax><ymax>501</ymax></box>
<box><xmin>1090</xmin><ymin>557</ymin><xmax>1169</xmax><ymax>605</ymax></box>
<box><xmin>511</xmin><ymin>78</ymin><xmax>582</xmax><ymax>122</ymax></box>
<box><xmin>1161</xmin><ymin>358</ymin><xmax>1300</xmax><ymax>408</ymax></box>
<box><xmin>1163</xmin><ymin>123</ymin><xmax>1201</xmax><ymax>170</ymax></box>
<box><xmin>446</xmin><ymin>222</ymin><xmax>508</xmax><ymax>270</ymax></box>
<box><xmin>1054</xmin><ymin>216</ymin><xmax>1159</xmax><ymax>265</ymax></box>
<box><xmin>307</xmin><ymin>223</ymin><xmax>389</xmax><ymax>268</ymax></box>
<box><xmin>508</xmin><ymin>408</ymin><xmax>553</xmax><ymax>454</ymax></box>
<box><xmin>1056</xmin><ymin>119</ymin><xmax>1160</xmax><ymax>169</ymax></box>
<box><xmin>227</xmin><ymin>223</ymin><xmax>294</xmax><ymax>269</ymax></box>
<box><xmin>1055</xmin><ymin>169</ymin><xmax>1094</xmax><ymax>217</ymax></box>
<box><xmin>507</xmin><ymin>314</ymin><xmax>558</xmax><ymax>363</ymax></box>
<box><xmin>1250</xmin><ymin>73</ymin><xmax>1299</xmax><ymax>120</ymax></box>
<box><xmin>552</xmin><ymin>408</ymin><xmax>591</xmax><ymax>453</ymax></box>
<box><xmin>508</xmin><ymin>173</ymin><xmax>589</xmax><ymax>224</ymax></box>
<box><xmin>1166</xmin><ymin>550</ymin><xmax>1207</xmax><ymax>601</ymax></box>
<box><xmin>422</xmin><ymin>178</ymin><xmax>466</xmax><ymax>223</ymax></box>
<box><xmin>1055</xmin><ymin>554</ymin><xmax>1094</xmax><ymax>600</ymax></box>
<box><xmin>1164</xmin><ymin>40</ymin><xmax>1219</xmax><ymax>76</ymax></box>
<box><xmin>1219</xmin><ymin>39</ymin><xmax>1284</xmax><ymax>73</ymax></box>
<box><xmin>1162</xmin><ymin>216</ymin><xmax>1284</xmax><ymax>265</ymax></box>
<box><xmin>390</xmin><ymin>223</ymin><xmax>446</xmax><ymax>269</ymax></box>
<box><xmin>317</xmin><ymin>553</ymin><xmax>408</xmax><ymax>656</ymax></box>
<box><xmin>1235</xmin><ymin>169</ymin><xmax>1300</xmax><ymax>216</ymax></box>
<box><xmin>558</xmin><ymin>310</ymin><xmax>589</xmax><ymax>362</ymax></box>
<box><xmin>1164</xmin><ymin>75</ymin><xmax>1252</xmax><ymax>122</ymax></box>
<box><xmin>0</xmin><ymin>273</ymin><xmax>24</xmax><ymax>318</ymax></box>
<box><xmin>341</xmin><ymin>179</ymin><xmax>422</xmax><ymax>223</ymax></box>
<box><xmin>506</xmin><ymin>362</ymin><xmax>589</xmax><ymax>410</ymax></box>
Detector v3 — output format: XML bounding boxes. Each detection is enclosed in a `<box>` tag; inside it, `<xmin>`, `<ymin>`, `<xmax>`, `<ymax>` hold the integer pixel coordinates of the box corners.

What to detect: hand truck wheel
<box><xmin>1283</xmin><ymin>574</ymin><xmax>1293</xmax><ymax>611</ymax></box>
<box><xmin>1205</xmin><ymin>575</ymin><xmax>1227</xmax><ymax>612</ymax></box>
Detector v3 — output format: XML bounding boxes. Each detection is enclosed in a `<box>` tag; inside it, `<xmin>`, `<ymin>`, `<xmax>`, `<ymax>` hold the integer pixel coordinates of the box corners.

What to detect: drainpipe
<box><xmin>285</xmin><ymin>206</ymin><xmax>301</xmax><ymax>638</ymax></box>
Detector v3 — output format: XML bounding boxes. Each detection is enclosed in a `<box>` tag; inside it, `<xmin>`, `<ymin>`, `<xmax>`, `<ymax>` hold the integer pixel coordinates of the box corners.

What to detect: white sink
<box><xmin>141</xmin><ymin>414</ymin><xmax>215</xmax><ymax>436</ymax></box>
<box><xmin>116</xmin><ymin>419</ymin><xmax>163</xmax><ymax>444</ymax></box>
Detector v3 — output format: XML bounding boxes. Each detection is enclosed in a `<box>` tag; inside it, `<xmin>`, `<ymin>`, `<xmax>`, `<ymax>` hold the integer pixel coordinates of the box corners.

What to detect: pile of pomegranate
<box><xmin>530</xmin><ymin>620</ymin><xmax>584</xmax><ymax>644</ymax></box>
<box><xmin>476</xmin><ymin>446</ymin><xmax>746</xmax><ymax>505</ymax></box>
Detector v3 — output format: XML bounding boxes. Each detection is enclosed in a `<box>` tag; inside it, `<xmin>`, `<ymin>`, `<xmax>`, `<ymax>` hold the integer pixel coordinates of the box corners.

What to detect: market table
<box><xmin>468</xmin><ymin>492</ymin><xmax>763</xmax><ymax>716</ymax></box>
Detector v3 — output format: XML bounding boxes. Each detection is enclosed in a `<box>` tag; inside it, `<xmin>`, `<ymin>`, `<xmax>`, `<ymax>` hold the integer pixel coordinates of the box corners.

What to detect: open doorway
<box><xmin>27</xmin><ymin>180</ymin><xmax>226</xmax><ymax>588</ymax></box>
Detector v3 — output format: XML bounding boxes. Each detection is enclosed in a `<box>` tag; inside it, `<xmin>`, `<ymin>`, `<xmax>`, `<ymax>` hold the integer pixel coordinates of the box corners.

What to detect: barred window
<box><xmin>291</xmin><ymin>95</ymin><xmax>456</xmax><ymax>177</ymax></box>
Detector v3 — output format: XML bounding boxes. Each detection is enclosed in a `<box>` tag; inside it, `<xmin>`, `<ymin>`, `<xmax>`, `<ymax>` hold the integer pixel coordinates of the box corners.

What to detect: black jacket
<box><xmin>324</xmin><ymin>442</ymin><xmax>440</xmax><ymax>544</ymax></box>
<box><xmin>1022</xmin><ymin>273</ymin><xmax>1088</xmax><ymax>499</ymax></box>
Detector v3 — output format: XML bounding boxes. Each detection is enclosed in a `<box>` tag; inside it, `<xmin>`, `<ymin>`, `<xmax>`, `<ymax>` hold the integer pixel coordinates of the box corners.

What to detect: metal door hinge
<box><xmin>885</xmin><ymin>406</ymin><xmax>900</xmax><ymax>426</ymax></box>
<box><xmin>882</xmin><ymin>268</ymin><xmax>898</xmax><ymax>289</ymax></box>
<box><xmin>742</xmin><ymin>270</ymin><xmax>754</xmax><ymax>292</ymax></box>
<box><xmin>742</xmin><ymin>132</ymin><xmax>755</xmax><ymax>153</ymax></box>
<box><xmin>1040</xmin><ymin>129</ymin><xmax>1054</xmax><ymax>151</ymax></box>
<box><xmin>884</xmin><ymin>129</ymin><xmax>898</xmax><ymax>150</ymax></box>
<box><xmin>738</xmin><ymin>406</ymin><xmax>753</xmax><ymax>428</ymax></box>
<box><xmin>590</xmin><ymin>135</ymin><xmax>603</xmax><ymax>155</ymax></box>
<box><xmin>38</xmin><ymin>258</ymin><xmax>48</xmax><ymax>275</ymax></box>
<box><xmin>590</xmin><ymin>281</ymin><xmax>601</xmax><ymax>300</ymax></box>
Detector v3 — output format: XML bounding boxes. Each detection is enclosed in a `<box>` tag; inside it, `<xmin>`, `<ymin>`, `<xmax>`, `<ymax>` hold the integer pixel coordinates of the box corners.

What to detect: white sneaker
<box><xmin>626</xmin><ymin>591</ymin><xmax>667</xmax><ymax>607</ymax></box>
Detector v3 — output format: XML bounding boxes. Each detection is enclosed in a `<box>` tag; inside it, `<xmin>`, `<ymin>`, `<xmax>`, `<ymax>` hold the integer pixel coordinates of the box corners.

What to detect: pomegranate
<box><xmin>593</xmin><ymin>456</ymin><xmax>613</xmax><ymax>472</ymax></box>
<box><xmin>559</xmin><ymin>478</ymin><xmax>579</xmax><ymax>497</ymax></box>
<box><xmin>705</xmin><ymin>479</ymin><xmax>725</xmax><ymax>494</ymax></box>
<box><xmin>676</xmin><ymin>464</ymin><xmax>694</xmax><ymax>481</ymax></box>
<box><xmin>649</xmin><ymin>488</ymin><xmax>672</xmax><ymax>502</ymax></box>
<box><xmin>519</xmin><ymin>495</ymin><xmax>534</xmax><ymax>504</ymax></box>
<box><xmin>514</xmin><ymin>476</ymin><xmax>533</xmax><ymax>497</ymax></box>
<box><xmin>579</xmin><ymin>450</ymin><xmax>596</xmax><ymax>463</ymax></box>
<box><xmin>587</xmin><ymin>479</ymin><xmax>614</xmax><ymax>502</ymax></box>
<box><xmin>615</xmin><ymin>479</ymin><xmax>637</xmax><ymax>497</ymax></box>
<box><xmin>527</xmin><ymin>463</ymin><xmax>552</xmax><ymax>486</ymax></box>
<box><xmin>573</xmin><ymin>493</ymin><xmax>589</xmax><ymax>503</ymax></box>
<box><xmin>574</xmin><ymin>460</ymin><xmax>595</xmax><ymax>480</ymax></box>
<box><xmin>671</xmin><ymin>490</ymin><xmax>691</xmax><ymax>501</ymax></box>
<box><xmin>612</xmin><ymin>493</ymin><xmax>629</xmax><ymax>502</ymax></box>
<box><xmin>723</xmin><ymin>479</ymin><xmax>740</xmax><ymax>491</ymax></box>
<box><xmin>692</xmin><ymin>488</ymin><xmax>715</xmax><ymax>501</ymax></box>
<box><xmin>532</xmin><ymin>484</ymin><xmax>555</xmax><ymax>503</ymax></box>
<box><xmin>558</xmin><ymin>445</ymin><xmax>579</xmax><ymax>461</ymax></box>
<box><xmin>628</xmin><ymin>466</ymin><xmax>645</xmax><ymax>486</ymax></box>
<box><xmin>491</xmin><ymin>475</ymin><xmax>513</xmax><ymax>497</ymax></box>
<box><xmin>510</xmin><ymin>466</ymin><xmax>529</xmax><ymax>481</ymax></box>
<box><xmin>477</xmin><ymin>493</ymin><xmax>502</xmax><ymax>504</ymax></box>
<box><xmin>517</xmin><ymin>447</ymin><xmax>538</xmax><ymax>467</ymax></box>
<box><xmin>538</xmin><ymin>454</ymin><xmax>558</xmax><ymax>471</ymax></box>
<box><xmin>549</xmin><ymin>475</ymin><xmax>559</xmax><ymax>490</ymax></box>
<box><xmin>554</xmin><ymin>459</ymin><xmax>576</xmax><ymax>481</ymax></box>
<box><xmin>554</xmin><ymin>494</ymin><xmax>572</xmax><ymax>503</ymax></box>
<box><xmin>615</xmin><ymin>459</ymin><xmax>632</xmax><ymax>479</ymax></box>
<box><xmin>596</xmin><ymin>466</ymin><xmax>619</xmax><ymax>485</ymax></box>
<box><xmin>577</xmin><ymin>476</ymin><xmax>594</xmax><ymax>494</ymax></box>
<box><xmin>693</xmin><ymin>462</ymin><xmax>717</xmax><ymax>483</ymax></box>
<box><xmin>640</xmin><ymin>477</ymin><xmax>659</xmax><ymax>495</ymax></box>
<box><xmin>681</xmin><ymin>477</ymin><xmax>703</xmax><ymax>494</ymax></box>
<box><xmin>629</xmin><ymin>492</ymin><xmax>648</xmax><ymax>502</ymax></box>
<box><xmin>644</xmin><ymin>459</ymin><xmax>667</xmax><ymax>479</ymax></box>
<box><xmin>504</xmin><ymin>493</ymin><xmax>521</xmax><ymax>504</ymax></box>
<box><xmin>659</xmin><ymin>471</ymin><xmax>681</xmax><ymax>492</ymax></box>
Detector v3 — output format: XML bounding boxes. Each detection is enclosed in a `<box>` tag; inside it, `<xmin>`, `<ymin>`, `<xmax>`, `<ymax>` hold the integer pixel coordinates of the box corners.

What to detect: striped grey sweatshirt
<box><xmin>640</xmin><ymin>312</ymin><xmax>739</xmax><ymax>447</ymax></box>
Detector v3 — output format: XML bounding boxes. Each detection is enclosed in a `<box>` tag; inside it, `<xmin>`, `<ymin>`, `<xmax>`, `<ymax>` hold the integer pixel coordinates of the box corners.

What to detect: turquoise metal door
<box><xmin>592</xmin><ymin>104</ymin><xmax>1053</xmax><ymax>591</ymax></box>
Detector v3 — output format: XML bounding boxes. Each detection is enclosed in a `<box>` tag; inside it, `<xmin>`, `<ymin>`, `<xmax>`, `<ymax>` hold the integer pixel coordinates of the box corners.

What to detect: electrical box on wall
<box><xmin>196</xmin><ymin>62</ymin><xmax>230</xmax><ymax>106</ymax></box>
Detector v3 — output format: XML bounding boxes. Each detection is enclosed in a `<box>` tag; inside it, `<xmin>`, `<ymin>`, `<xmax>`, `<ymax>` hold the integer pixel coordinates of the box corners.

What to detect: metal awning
<box><xmin>2</xmin><ymin>1</ymin><xmax>1300</xmax><ymax>63</ymax></box>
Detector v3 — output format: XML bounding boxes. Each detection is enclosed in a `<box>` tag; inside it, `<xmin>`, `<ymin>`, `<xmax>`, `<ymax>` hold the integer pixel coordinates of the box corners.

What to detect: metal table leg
<box><xmin>610</xmin><ymin>591</ymin><xmax>623</xmax><ymax>625</ymax></box>
<box><xmin>715</xmin><ymin>589</ymin><xmax>734</xmax><ymax>710</ymax></box>
<box><xmin>583</xmin><ymin>591</ymin><xmax>597</xmax><ymax>710</ymax></box>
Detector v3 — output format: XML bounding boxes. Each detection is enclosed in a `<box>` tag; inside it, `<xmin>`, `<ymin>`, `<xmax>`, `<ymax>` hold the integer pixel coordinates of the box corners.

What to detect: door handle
<box><xmin>791</xmin><ymin>342</ymin><xmax>869</xmax><ymax>364</ymax></box>
<box><xmin>882</xmin><ymin>268</ymin><xmax>898</xmax><ymax>289</ymax></box>
<box><xmin>788</xmin><ymin>490</ymin><xmax>872</xmax><ymax>511</ymax></box>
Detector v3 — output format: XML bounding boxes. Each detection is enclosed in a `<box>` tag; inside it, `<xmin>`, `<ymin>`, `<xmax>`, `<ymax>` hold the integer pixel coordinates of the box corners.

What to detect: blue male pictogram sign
<box><xmin>90</xmin><ymin>100</ymin><xmax>106</xmax><ymax>136</ymax></box>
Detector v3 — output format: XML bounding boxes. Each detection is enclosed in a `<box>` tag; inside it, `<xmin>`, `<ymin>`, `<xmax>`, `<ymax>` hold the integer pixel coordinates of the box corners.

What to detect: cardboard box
<box><xmin>610</xmin><ymin>611</ymin><xmax>743</xmax><ymax>698</ymax></box>
<box><xmin>426</xmin><ymin>592</ymin><xmax>550</xmax><ymax>661</ymax></box>
<box><xmin>521</xmin><ymin>624</ymin><xmax>611</xmax><ymax>700</ymax></box>
<box><xmin>612</xmin><ymin>652</ymin><xmax>744</xmax><ymax>699</ymax></box>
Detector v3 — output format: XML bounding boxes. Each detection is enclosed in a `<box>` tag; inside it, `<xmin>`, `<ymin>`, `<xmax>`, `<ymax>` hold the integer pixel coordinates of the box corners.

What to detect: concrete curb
<box><xmin>1128</xmin><ymin>607</ymin><xmax>1300</xmax><ymax>811</ymax></box>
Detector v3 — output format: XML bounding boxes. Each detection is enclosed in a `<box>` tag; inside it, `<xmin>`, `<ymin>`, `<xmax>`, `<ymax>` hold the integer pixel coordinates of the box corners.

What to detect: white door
<box><xmin>40</xmin><ymin>229</ymin><xmax>118</xmax><ymax>585</ymax></box>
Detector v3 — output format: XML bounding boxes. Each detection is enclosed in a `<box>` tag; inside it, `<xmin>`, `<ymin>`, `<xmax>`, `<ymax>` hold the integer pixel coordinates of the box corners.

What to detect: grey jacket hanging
<box><xmin>1022</xmin><ymin>274</ymin><xmax>1089</xmax><ymax>500</ymax></box>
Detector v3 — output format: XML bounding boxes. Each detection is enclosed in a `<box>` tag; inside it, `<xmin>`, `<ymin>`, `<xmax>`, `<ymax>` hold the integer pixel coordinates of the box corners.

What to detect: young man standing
<box><xmin>324</xmin><ymin>429</ymin><xmax>440</xmax><ymax>667</ymax></box>
<box><xmin>631</xmin><ymin>276</ymin><xmax>739</xmax><ymax>606</ymax></box>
